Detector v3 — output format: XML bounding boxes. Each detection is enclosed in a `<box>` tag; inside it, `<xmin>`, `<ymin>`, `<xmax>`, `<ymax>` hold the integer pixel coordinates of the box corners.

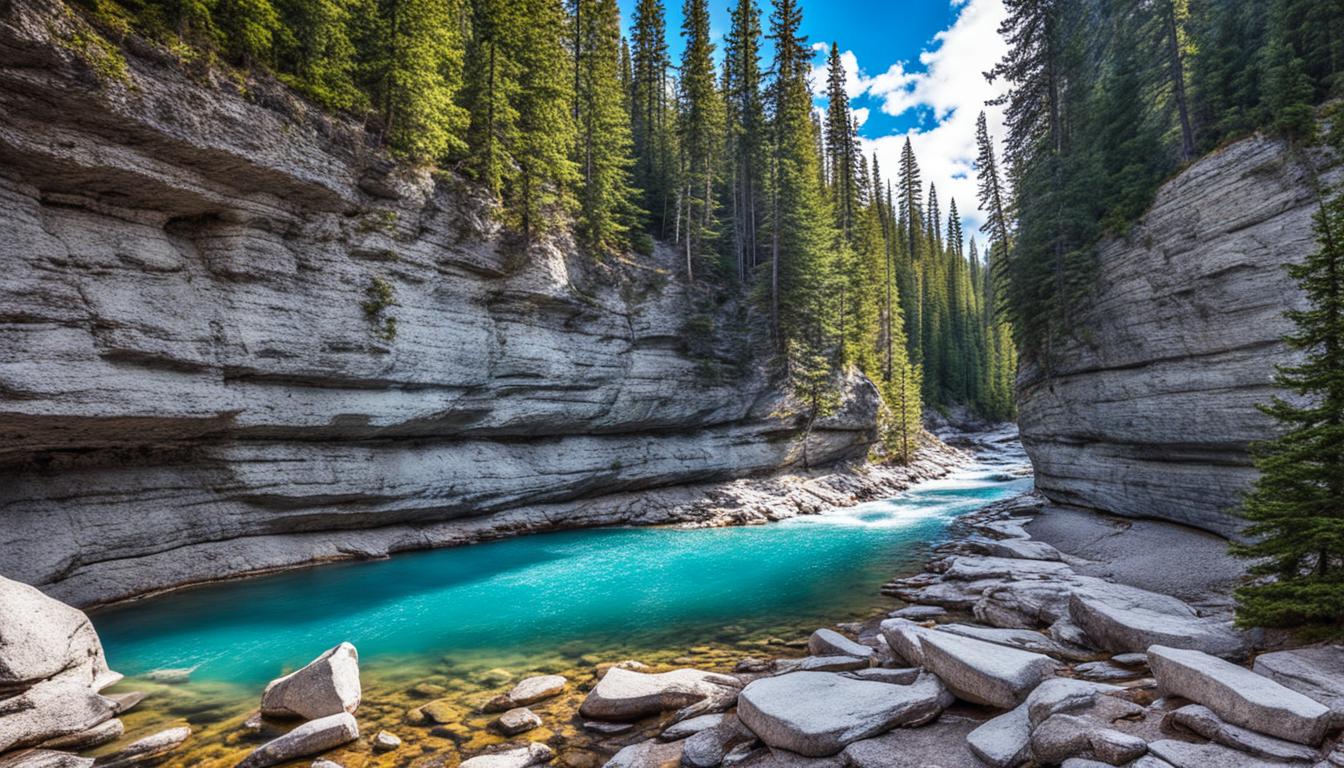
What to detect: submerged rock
<box><xmin>579</xmin><ymin>668</ymin><xmax>740</xmax><ymax>721</ymax></box>
<box><xmin>736</xmin><ymin>671</ymin><xmax>950</xmax><ymax>757</ymax></box>
<box><xmin>260</xmin><ymin>643</ymin><xmax>361</xmax><ymax>721</ymax></box>
<box><xmin>372</xmin><ymin>730</ymin><xmax>401</xmax><ymax>752</ymax></box>
<box><xmin>461</xmin><ymin>743</ymin><xmax>555</xmax><ymax>768</ymax></box>
<box><xmin>1148</xmin><ymin>645</ymin><xmax>1330</xmax><ymax>745</ymax></box>
<box><xmin>236</xmin><ymin>713</ymin><xmax>359</xmax><ymax>768</ymax></box>
<box><xmin>92</xmin><ymin>726</ymin><xmax>191</xmax><ymax>768</ymax></box>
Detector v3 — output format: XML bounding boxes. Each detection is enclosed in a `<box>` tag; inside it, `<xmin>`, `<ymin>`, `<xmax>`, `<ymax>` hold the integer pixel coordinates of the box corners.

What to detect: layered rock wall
<box><xmin>0</xmin><ymin>1</ymin><xmax>877</xmax><ymax>606</ymax></box>
<box><xmin>1017</xmin><ymin>132</ymin><xmax>1340</xmax><ymax>537</ymax></box>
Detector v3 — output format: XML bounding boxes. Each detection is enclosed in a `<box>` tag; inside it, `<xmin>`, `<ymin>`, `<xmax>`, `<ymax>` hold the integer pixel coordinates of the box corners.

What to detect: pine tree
<box><xmin>723</xmin><ymin>0</ymin><xmax>766</xmax><ymax>282</ymax></box>
<box><xmin>675</xmin><ymin>0</ymin><xmax>723</xmax><ymax>282</ymax></box>
<box><xmin>462</xmin><ymin>0</ymin><xmax>521</xmax><ymax>196</ymax></box>
<box><xmin>1230</xmin><ymin>169</ymin><xmax>1344</xmax><ymax>630</ymax></box>
<box><xmin>823</xmin><ymin>42</ymin><xmax>857</xmax><ymax>240</ymax></box>
<box><xmin>510</xmin><ymin>0</ymin><xmax>578</xmax><ymax>238</ymax></box>
<box><xmin>275</xmin><ymin>0</ymin><xmax>363</xmax><ymax>110</ymax></box>
<box><xmin>573</xmin><ymin>0</ymin><xmax>642</xmax><ymax>253</ymax></box>
<box><xmin>630</xmin><ymin>0</ymin><xmax>676</xmax><ymax>236</ymax></box>
<box><xmin>214</xmin><ymin>0</ymin><xmax>282</xmax><ymax>65</ymax></box>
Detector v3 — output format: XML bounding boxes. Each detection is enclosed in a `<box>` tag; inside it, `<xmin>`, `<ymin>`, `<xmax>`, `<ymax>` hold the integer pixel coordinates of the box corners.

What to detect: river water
<box><xmin>90</xmin><ymin>443</ymin><xmax>1030</xmax><ymax>766</ymax></box>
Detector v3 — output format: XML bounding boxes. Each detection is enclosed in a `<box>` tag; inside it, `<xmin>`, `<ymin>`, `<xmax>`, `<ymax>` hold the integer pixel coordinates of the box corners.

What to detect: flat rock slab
<box><xmin>1167</xmin><ymin>704</ymin><xmax>1319</xmax><ymax>762</ymax></box>
<box><xmin>942</xmin><ymin>556</ymin><xmax>1075</xmax><ymax>581</ymax></box>
<box><xmin>237</xmin><ymin>713</ymin><xmax>358</xmax><ymax>768</ymax></box>
<box><xmin>840</xmin><ymin>715</ymin><xmax>984</xmax><ymax>768</ymax></box>
<box><xmin>260</xmin><ymin>643</ymin><xmax>361</xmax><ymax>721</ymax></box>
<box><xmin>1073</xmin><ymin>661</ymin><xmax>1143</xmax><ymax>682</ymax></box>
<box><xmin>966</xmin><ymin>702</ymin><xmax>1030</xmax><ymax>768</ymax></box>
<box><xmin>887</xmin><ymin>606</ymin><xmax>946</xmax><ymax>621</ymax></box>
<box><xmin>936</xmin><ymin>623</ymin><xmax>1092</xmax><ymax>661</ymax></box>
<box><xmin>461</xmin><ymin>743</ymin><xmax>555</xmax><ymax>768</ymax></box>
<box><xmin>795</xmin><ymin>656</ymin><xmax>868</xmax><ymax>673</ymax></box>
<box><xmin>1024</xmin><ymin>678</ymin><xmax>1121</xmax><ymax>728</ymax></box>
<box><xmin>986</xmin><ymin>539</ymin><xmax>1063</xmax><ymax>561</ymax></box>
<box><xmin>1149</xmin><ymin>645</ymin><xmax>1331</xmax><ymax>745</ymax></box>
<box><xmin>579</xmin><ymin>668</ymin><xmax>741</xmax><ymax>721</ymax></box>
<box><xmin>878</xmin><ymin>619</ymin><xmax>928</xmax><ymax>667</ymax></box>
<box><xmin>1147</xmin><ymin>739</ymin><xmax>1308</xmax><ymax>768</ymax></box>
<box><xmin>93</xmin><ymin>726</ymin><xmax>191</xmax><ymax>768</ymax></box>
<box><xmin>659</xmin><ymin>713</ymin><xmax>725</xmax><ymax>741</ymax></box>
<box><xmin>1068</xmin><ymin>583</ymin><xmax>1243</xmax><ymax>658</ymax></box>
<box><xmin>508</xmin><ymin>675</ymin><xmax>567</xmax><ymax>706</ymax></box>
<box><xmin>917</xmin><ymin>628</ymin><xmax>1059</xmax><ymax>708</ymax></box>
<box><xmin>807</xmin><ymin>629</ymin><xmax>873</xmax><ymax>660</ymax></box>
<box><xmin>1251</xmin><ymin>646</ymin><xmax>1344</xmax><ymax>725</ymax></box>
<box><xmin>736</xmin><ymin>671</ymin><xmax>950</xmax><ymax>757</ymax></box>
<box><xmin>842</xmin><ymin>668</ymin><xmax>920</xmax><ymax>685</ymax></box>
<box><xmin>601</xmin><ymin>739</ymin><xmax>683</xmax><ymax>768</ymax></box>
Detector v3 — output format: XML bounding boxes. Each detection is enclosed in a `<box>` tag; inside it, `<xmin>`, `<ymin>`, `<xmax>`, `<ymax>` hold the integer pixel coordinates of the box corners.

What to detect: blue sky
<box><xmin>614</xmin><ymin>0</ymin><xmax>1011</xmax><ymax>243</ymax></box>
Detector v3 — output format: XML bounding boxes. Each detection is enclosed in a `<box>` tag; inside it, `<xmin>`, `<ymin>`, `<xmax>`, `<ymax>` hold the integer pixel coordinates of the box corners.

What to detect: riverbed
<box><xmin>90</xmin><ymin>445</ymin><xmax>1030</xmax><ymax>767</ymax></box>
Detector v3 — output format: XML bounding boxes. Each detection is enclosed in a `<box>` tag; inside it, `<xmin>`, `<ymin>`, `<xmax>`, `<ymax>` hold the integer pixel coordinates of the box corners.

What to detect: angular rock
<box><xmin>916</xmin><ymin>628</ymin><xmax>1059</xmax><ymax>708</ymax></box>
<box><xmin>236</xmin><ymin>713</ymin><xmax>359</xmax><ymax>768</ymax></box>
<box><xmin>579</xmin><ymin>668</ymin><xmax>740</xmax><ymax>721</ymax></box>
<box><xmin>841</xmin><ymin>668</ymin><xmax>920</xmax><ymax>685</ymax></box>
<box><xmin>935</xmin><ymin>623</ymin><xmax>1093</xmax><ymax>661</ymax></box>
<box><xmin>1147</xmin><ymin>739</ymin><xmax>1303</xmax><ymax>768</ymax></box>
<box><xmin>1111</xmin><ymin>653</ymin><xmax>1148</xmax><ymax>667</ymax></box>
<box><xmin>260</xmin><ymin>643</ymin><xmax>361</xmax><ymax>721</ymax></box>
<box><xmin>807</xmin><ymin>629</ymin><xmax>873</xmax><ymax>660</ymax></box>
<box><xmin>508</xmin><ymin>675</ymin><xmax>566</xmax><ymax>706</ymax></box>
<box><xmin>583</xmin><ymin>721</ymin><xmax>633</xmax><ymax>735</ymax></box>
<box><xmin>1167</xmin><ymin>704</ymin><xmax>1319</xmax><ymax>762</ymax></box>
<box><xmin>986</xmin><ymin>539</ymin><xmax>1063</xmax><ymax>562</ymax></box>
<box><xmin>1068</xmin><ymin>584</ymin><xmax>1244</xmax><ymax>658</ymax></box>
<box><xmin>877</xmin><ymin>619</ymin><xmax>927</xmax><ymax>666</ymax></box>
<box><xmin>92</xmin><ymin>727</ymin><xmax>191</xmax><ymax>768</ymax></box>
<box><xmin>492</xmin><ymin>708</ymin><xmax>543</xmax><ymax>736</ymax></box>
<box><xmin>106</xmin><ymin>693</ymin><xmax>145</xmax><ymax>716</ymax></box>
<box><xmin>1073</xmin><ymin>661</ymin><xmax>1142</xmax><ymax>682</ymax></box>
<box><xmin>659</xmin><ymin>713</ymin><xmax>724</xmax><ymax>741</ymax></box>
<box><xmin>887</xmin><ymin>606</ymin><xmax>945</xmax><ymax>621</ymax></box>
<box><xmin>372</xmin><ymin>730</ymin><xmax>401</xmax><ymax>752</ymax></box>
<box><xmin>942</xmin><ymin>556</ymin><xmax>1074</xmax><ymax>582</ymax></box>
<box><xmin>736</xmin><ymin>671</ymin><xmax>950</xmax><ymax>757</ymax></box>
<box><xmin>1024</xmin><ymin>678</ymin><xmax>1121</xmax><ymax>728</ymax></box>
<box><xmin>1252</xmin><ymin>646</ymin><xmax>1344</xmax><ymax>726</ymax></box>
<box><xmin>966</xmin><ymin>702</ymin><xmax>1030</xmax><ymax>768</ymax></box>
<box><xmin>0</xmin><ymin>752</ymin><xmax>93</xmax><ymax>768</ymax></box>
<box><xmin>1148</xmin><ymin>645</ymin><xmax>1330</xmax><ymax>745</ymax></box>
<box><xmin>1030</xmin><ymin>714</ymin><xmax>1146</xmax><ymax>765</ymax></box>
<box><xmin>461</xmin><ymin>743</ymin><xmax>555</xmax><ymax>768</ymax></box>
<box><xmin>600</xmin><ymin>739</ymin><xmax>682</xmax><ymax>768</ymax></box>
<box><xmin>841</xmin><ymin>715</ymin><xmax>985</xmax><ymax>768</ymax></box>
<box><xmin>795</xmin><ymin>656</ymin><xmax>868</xmax><ymax>673</ymax></box>
<box><xmin>682</xmin><ymin>716</ymin><xmax>757</xmax><ymax>768</ymax></box>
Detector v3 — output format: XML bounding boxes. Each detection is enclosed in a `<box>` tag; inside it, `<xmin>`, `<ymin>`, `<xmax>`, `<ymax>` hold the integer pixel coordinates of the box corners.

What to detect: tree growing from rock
<box><xmin>1231</xmin><ymin>154</ymin><xmax>1344</xmax><ymax>631</ymax></box>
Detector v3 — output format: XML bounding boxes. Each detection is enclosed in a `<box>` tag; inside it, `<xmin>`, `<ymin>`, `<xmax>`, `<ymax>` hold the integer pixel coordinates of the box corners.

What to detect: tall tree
<box><xmin>510</xmin><ymin>0</ymin><xmax>578</xmax><ymax>238</ymax></box>
<box><xmin>274</xmin><ymin>0</ymin><xmax>362</xmax><ymax>109</ymax></box>
<box><xmin>676</xmin><ymin>0</ymin><xmax>723</xmax><ymax>281</ymax></box>
<box><xmin>723</xmin><ymin>0</ymin><xmax>766</xmax><ymax>282</ymax></box>
<box><xmin>462</xmin><ymin>0</ymin><xmax>521</xmax><ymax>196</ymax></box>
<box><xmin>629</xmin><ymin>0</ymin><xmax>676</xmax><ymax>236</ymax></box>
<box><xmin>823</xmin><ymin>42</ymin><xmax>857</xmax><ymax>240</ymax></box>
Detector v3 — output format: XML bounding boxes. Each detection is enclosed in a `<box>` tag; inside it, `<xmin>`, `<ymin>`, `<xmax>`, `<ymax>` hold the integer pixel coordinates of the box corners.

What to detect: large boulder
<box><xmin>878</xmin><ymin>619</ymin><xmax>928</xmax><ymax>667</ymax></box>
<box><xmin>1068</xmin><ymin>583</ymin><xmax>1243</xmax><ymax>658</ymax></box>
<box><xmin>736</xmin><ymin>671</ymin><xmax>950</xmax><ymax>757</ymax></box>
<box><xmin>235</xmin><ymin>713</ymin><xmax>359</xmax><ymax>768</ymax></box>
<box><xmin>579</xmin><ymin>668</ymin><xmax>741</xmax><ymax>721</ymax></box>
<box><xmin>260</xmin><ymin>643</ymin><xmax>361</xmax><ymax>721</ymax></box>
<box><xmin>916</xmin><ymin>628</ymin><xmax>1059</xmax><ymax>708</ymax></box>
<box><xmin>1251</xmin><ymin>646</ymin><xmax>1344</xmax><ymax>727</ymax></box>
<box><xmin>934</xmin><ymin>623</ymin><xmax>1092</xmax><ymax>661</ymax></box>
<box><xmin>1148</xmin><ymin>645</ymin><xmax>1331</xmax><ymax>745</ymax></box>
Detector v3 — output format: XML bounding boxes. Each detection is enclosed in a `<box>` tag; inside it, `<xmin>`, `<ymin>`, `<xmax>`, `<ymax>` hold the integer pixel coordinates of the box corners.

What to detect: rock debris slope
<box><xmin>1017</xmin><ymin>133</ymin><xmax>1341</xmax><ymax>536</ymax></box>
<box><xmin>0</xmin><ymin>0</ymin><xmax>885</xmax><ymax>606</ymax></box>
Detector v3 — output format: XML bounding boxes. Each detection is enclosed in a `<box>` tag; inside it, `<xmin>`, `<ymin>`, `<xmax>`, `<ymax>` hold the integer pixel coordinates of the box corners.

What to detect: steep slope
<box><xmin>0</xmin><ymin>1</ymin><xmax>880</xmax><ymax>606</ymax></box>
<box><xmin>1018</xmin><ymin>132</ymin><xmax>1340</xmax><ymax>537</ymax></box>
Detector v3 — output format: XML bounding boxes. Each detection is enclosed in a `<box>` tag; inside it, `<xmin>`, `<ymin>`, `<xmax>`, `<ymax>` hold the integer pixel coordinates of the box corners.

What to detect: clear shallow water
<box><xmin>93</xmin><ymin>460</ymin><xmax>1031</xmax><ymax>687</ymax></box>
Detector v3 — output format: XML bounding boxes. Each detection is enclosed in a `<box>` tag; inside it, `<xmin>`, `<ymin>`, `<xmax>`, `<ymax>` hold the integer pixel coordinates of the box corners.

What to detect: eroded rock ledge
<box><xmin>1016</xmin><ymin>131</ymin><xmax>1341</xmax><ymax>537</ymax></box>
<box><xmin>0</xmin><ymin>0</ymin><xmax>888</xmax><ymax>607</ymax></box>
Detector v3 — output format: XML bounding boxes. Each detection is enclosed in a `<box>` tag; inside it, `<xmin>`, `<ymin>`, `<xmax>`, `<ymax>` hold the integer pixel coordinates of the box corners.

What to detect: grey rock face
<box><xmin>1017</xmin><ymin>132</ymin><xmax>1341</xmax><ymax>536</ymax></box>
<box><xmin>260</xmin><ymin>643</ymin><xmax>361</xmax><ymax>721</ymax></box>
<box><xmin>0</xmin><ymin>0</ymin><xmax>879</xmax><ymax>608</ymax></box>
<box><xmin>1148</xmin><ymin>645</ymin><xmax>1331</xmax><ymax>745</ymax></box>
<box><xmin>578</xmin><ymin>668</ymin><xmax>741</xmax><ymax>721</ymax></box>
<box><xmin>736</xmin><ymin>671</ymin><xmax>951</xmax><ymax>757</ymax></box>
<box><xmin>236</xmin><ymin>713</ymin><xmax>358</xmax><ymax>768</ymax></box>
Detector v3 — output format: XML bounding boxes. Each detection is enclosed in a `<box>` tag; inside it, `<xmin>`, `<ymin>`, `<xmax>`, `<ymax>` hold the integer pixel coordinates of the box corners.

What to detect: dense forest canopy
<box><xmin>989</xmin><ymin>0</ymin><xmax>1344</xmax><ymax>361</ymax></box>
<box><xmin>71</xmin><ymin>0</ymin><xmax>1019</xmax><ymax>454</ymax></box>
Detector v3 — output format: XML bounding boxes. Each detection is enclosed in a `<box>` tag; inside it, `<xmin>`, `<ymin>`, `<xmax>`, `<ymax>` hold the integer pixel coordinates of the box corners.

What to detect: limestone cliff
<box><xmin>0</xmin><ymin>1</ymin><xmax>880</xmax><ymax>606</ymax></box>
<box><xmin>1017</xmin><ymin>131</ymin><xmax>1340</xmax><ymax>537</ymax></box>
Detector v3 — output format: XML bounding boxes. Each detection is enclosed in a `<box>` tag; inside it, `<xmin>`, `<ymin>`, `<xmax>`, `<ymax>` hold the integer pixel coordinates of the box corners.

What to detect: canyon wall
<box><xmin>0</xmin><ymin>2</ymin><xmax>878</xmax><ymax>607</ymax></box>
<box><xmin>1018</xmin><ymin>130</ymin><xmax>1340</xmax><ymax>538</ymax></box>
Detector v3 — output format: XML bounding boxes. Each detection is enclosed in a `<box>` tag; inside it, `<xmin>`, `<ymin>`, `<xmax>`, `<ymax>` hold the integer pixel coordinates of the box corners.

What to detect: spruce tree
<box><xmin>462</xmin><ymin>0</ymin><xmax>521</xmax><ymax>196</ymax></box>
<box><xmin>510</xmin><ymin>0</ymin><xmax>578</xmax><ymax>238</ymax></box>
<box><xmin>1231</xmin><ymin>170</ymin><xmax>1344</xmax><ymax>630</ymax></box>
<box><xmin>823</xmin><ymin>42</ymin><xmax>857</xmax><ymax>240</ymax></box>
<box><xmin>676</xmin><ymin>0</ymin><xmax>723</xmax><ymax>282</ymax></box>
<box><xmin>275</xmin><ymin>0</ymin><xmax>363</xmax><ymax>110</ymax></box>
<box><xmin>214</xmin><ymin>0</ymin><xmax>281</xmax><ymax>65</ymax></box>
<box><xmin>630</xmin><ymin>0</ymin><xmax>676</xmax><ymax>236</ymax></box>
<box><xmin>723</xmin><ymin>0</ymin><xmax>766</xmax><ymax>282</ymax></box>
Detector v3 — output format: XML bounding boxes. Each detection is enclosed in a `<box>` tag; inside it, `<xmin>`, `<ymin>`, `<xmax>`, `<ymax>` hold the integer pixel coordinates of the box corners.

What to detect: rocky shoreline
<box><xmin>5</xmin><ymin>441</ymin><xmax>1341</xmax><ymax>768</ymax></box>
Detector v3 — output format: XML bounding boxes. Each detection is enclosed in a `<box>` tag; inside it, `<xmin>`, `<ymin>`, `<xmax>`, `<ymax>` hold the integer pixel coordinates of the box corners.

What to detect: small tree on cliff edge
<box><xmin>1231</xmin><ymin>154</ymin><xmax>1344</xmax><ymax>632</ymax></box>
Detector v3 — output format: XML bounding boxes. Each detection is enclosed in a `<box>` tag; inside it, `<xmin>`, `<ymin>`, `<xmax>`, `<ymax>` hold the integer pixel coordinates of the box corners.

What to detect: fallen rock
<box><xmin>887</xmin><ymin>606</ymin><xmax>945</xmax><ymax>621</ymax></box>
<box><xmin>0</xmin><ymin>751</ymin><xmax>94</xmax><ymax>768</ymax></box>
<box><xmin>941</xmin><ymin>556</ymin><xmax>1074</xmax><ymax>581</ymax></box>
<box><xmin>877</xmin><ymin>619</ymin><xmax>927</xmax><ymax>666</ymax></box>
<box><xmin>1073</xmin><ymin>661</ymin><xmax>1142</xmax><ymax>682</ymax></box>
<box><xmin>682</xmin><ymin>716</ymin><xmax>758</xmax><ymax>768</ymax></box>
<box><xmin>1147</xmin><ymin>738</ymin><xmax>1301</xmax><ymax>768</ymax></box>
<box><xmin>1111</xmin><ymin>653</ymin><xmax>1148</xmax><ymax>667</ymax></box>
<box><xmin>1068</xmin><ymin>585</ymin><xmax>1243</xmax><ymax>658</ymax></box>
<box><xmin>92</xmin><ymin>726</ymin><xmax>191</xmax><ymax>768</ymax></box>
<box><xmin>841</xmin><ymin>668</ymin><xmax>920</xmax><ymax>685</ymax></box>
<box><xmin>807</xmin><ymin>629</ymin><xmax>873</xmax><ymax>660</ymax></box>
<box><xmin>508</xmin><ymin>675</ymin><xmax>567</xmax><ymax>706</ymax></box>
<box><xmin>0</xmin><ymin>678</ymin><xmax>119</xmax><ymax>756</ymax></box>
<box><xmin>1148</xmin><ymin>645</ymin><xmax>1330</xmax><ymax>745</ymax></box>
<box><xmin>966</xmin><ymin>702</ymin><xmax>1030</xmax><ymax>768</ymax></box>
<box><xmin>1030</xmin><ymin>714</ymin><xmax>1146</xmax><ymax>765</ymax></box>
<box><xmin>935</xmin><ymin>623</ymin><xmax>1092</xmax><ymax>661</ymax></box>
<box><xmin>916</xmin><ymin>628</ymin><xmax>1059</xmax><ymax>708</ymax></box>
<box><xmin>260</xmin><ymin>643</ymin><xmax>361</xmax><ymax>721</ymax></box>
<box><xmin>579</xmin><ymin>668</ymin><xmax>740</xmax><ymax>721</ymax></box>
<box><xmin>492</xmin><ymin>708</ymin><xmax>543</xmax><ymax>736</ymax></box>
<box><xmin>1166</xmin><ymin>704</ymin><xmax>1319</xmax><ymax>762</ymax></box>
<box><xmin>372</xmin><ymin>730</ymin><xmax>401</xmax><ymax>752</ymax></box>
<box><xmin>1252</xmin><ymin>646</ymin><xmax>1344</xmax><ymax>727</ymax></box>
<box><xmin>600</xmin><ymin>739</ymin><xmax>682</xmax><ymax>768</ymax></box>
<box><xmin>1024</xmin><ymin>679</ymin><xmax>1121</xmax><ymax>728</ymax></box>
<box><xmin>736</xmin><ymin>671</ymin><xmax>951</xmax><ymax>757</ymax></box>
<box><xmin>236</xmin><ymin>713</ymin><xmax>359</xmax><ymax>768</ymax></box>
<box><xmin>986</xmin><ymin>539</ymin><xmax>1063</xmax><ymax>562</ymax></box>
<box><xmin>795</xmin><ymin>656</ymin><xmax>868</xmax><ymax>673</ymax></box>
<box><xmin>841</xmin><ymin>714</ymin><xmax>984</xmax><ymax>768</ymax></box>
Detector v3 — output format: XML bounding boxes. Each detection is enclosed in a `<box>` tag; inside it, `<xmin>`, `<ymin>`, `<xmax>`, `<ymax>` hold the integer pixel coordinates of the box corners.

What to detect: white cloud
<box><xmin>814</xmin><ymin>0</ymin><xmax>1011</xmax><ymax>253</ymax></box>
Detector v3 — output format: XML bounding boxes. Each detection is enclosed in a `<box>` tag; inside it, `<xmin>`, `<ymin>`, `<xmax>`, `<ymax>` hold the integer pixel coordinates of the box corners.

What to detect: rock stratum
<box><xmin>0</xmin><ymin>0</ymin><xmax>883</xmax><ymax>607</ymax></box>
<box><xmin>1017</xmin><ymin>131</ymin><xmax>1341</xmax><ymax>537</ymax></box>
